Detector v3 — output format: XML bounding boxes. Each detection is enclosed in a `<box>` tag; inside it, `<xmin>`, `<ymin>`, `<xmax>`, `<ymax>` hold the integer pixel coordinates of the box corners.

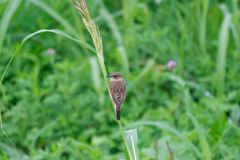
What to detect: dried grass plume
<box><xmin>74</xmin><ymin>0</ymin><xmax>103</xmax><ymax>57</ymax></box>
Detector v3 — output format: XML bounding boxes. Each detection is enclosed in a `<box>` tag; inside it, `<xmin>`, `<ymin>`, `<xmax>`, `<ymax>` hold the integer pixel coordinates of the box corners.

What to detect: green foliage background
<box><xmin>0</xmin><ymin>0</ymin><xmax>240</xmax><ymax>159</ymax></box>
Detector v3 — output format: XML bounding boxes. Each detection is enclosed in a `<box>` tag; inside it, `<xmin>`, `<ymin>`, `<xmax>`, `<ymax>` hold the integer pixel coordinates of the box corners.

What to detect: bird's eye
<box><xmin>113</xmin><ymin>75</ymin><xmax>118</xmax><ymax>78</ymax></box>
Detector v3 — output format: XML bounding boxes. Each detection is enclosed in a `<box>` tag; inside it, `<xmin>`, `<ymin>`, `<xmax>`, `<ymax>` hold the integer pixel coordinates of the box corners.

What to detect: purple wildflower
<box><xmin>167</xmin><ymin>60</ymin><xmax>177</xmax><ymax>69</ymax></box>
<box><xmin>46</xmin><ymin>48</ymin><xmax>55</xmax><ymax>55</ymax></box>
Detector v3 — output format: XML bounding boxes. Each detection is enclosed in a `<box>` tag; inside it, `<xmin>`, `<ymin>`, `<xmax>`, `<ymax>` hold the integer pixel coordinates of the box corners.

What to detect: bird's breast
<box><xmin>109</xmin><ymin>81</ymin><xmax>126</xmax><ymax>94</ymax></box>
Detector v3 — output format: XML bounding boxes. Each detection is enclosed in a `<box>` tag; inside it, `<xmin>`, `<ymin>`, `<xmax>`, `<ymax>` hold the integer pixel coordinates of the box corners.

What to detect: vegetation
<box><xmin>0</xmin><ymin>0</ymin><xmax>239</xmax><ymax>159</ymax></box>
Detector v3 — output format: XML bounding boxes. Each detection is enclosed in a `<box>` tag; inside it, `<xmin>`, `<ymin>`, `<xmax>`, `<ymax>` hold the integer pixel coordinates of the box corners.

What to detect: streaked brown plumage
<box><xmin>106</xmin><ymin>72</ymin><xmax>126</xmax><ymax>120</ymax></box>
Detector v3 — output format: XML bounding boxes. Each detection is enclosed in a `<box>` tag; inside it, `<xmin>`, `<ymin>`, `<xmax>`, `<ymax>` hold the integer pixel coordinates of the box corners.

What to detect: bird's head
<box><xmin>106</xmin><ymin>72</ymin><xmax>124</xmax><ymax>81</ymax></box>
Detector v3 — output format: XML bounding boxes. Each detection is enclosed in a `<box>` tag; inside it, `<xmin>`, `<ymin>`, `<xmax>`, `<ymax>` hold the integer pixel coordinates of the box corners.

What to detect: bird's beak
<box><xmin>106</xmin><ymin>75</ymin><xmax>111</xmax><ymax>78</ymax></box>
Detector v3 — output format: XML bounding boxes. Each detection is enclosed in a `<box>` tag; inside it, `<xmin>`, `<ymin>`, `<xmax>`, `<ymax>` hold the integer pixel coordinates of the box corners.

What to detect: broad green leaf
<box><xmin>216</xmin><ymin>4</ymin><xmax>231</xmax><ymax>97</ymax></box>
<box><xmin>125</xmin><ymin>129</ymin><xmax>140</xmax><ymax>160</ymax></box>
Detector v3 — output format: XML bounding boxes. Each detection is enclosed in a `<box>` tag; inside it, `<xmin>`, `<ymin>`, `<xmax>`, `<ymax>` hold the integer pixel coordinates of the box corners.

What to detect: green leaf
<box><xmin>89</xmin><ymin>57</ymin><xmax>101</xmax><ymax>90</ymax></box>
<box><xmin>187</xmin><ymin>112</ymin><xmax>212</xmax><ymax>160</ymax></box>
<box><xmin>228</xmin><ymin>118</ymin><xmax>240</xmax><ymax>132</ymax></box>
<box><xmin>22</xmin><ymin>29</ymin><xmax>96</xmax><ymax>53</ymax></box>
<box><xmin>216</xmin><ymin>4</ymin><xmax>231</xmax><ymax>98</ymax></box>
<box><xmin>125</xmin><ymin>129</ymin><xmax>140</xmax><ymax>160</ymax></box>
<box><xmin>0</xmin><ymin>0</ymin><xmax>22</xmax><ymax>55</ymax></box>
<box><xmin>99</xmin><ymin>4</ymin><xmax>129</xmax><ymax>75</ymax></box>
<box><xmin>134</xmin><ymin>59</ymin><xmax>155</xmax><ymax>83</ymax></box>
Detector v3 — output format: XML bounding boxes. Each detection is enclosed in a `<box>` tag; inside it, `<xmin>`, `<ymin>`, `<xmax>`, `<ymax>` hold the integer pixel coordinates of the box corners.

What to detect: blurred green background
<box><xmin>0</xmin><ymin>0</ymin><xmax>240</xmax><ymax>159</ymax></box>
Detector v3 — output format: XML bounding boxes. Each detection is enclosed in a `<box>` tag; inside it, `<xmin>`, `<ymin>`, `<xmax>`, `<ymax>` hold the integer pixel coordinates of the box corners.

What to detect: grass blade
<box><xmin>134</xmin><ymin>59</ymin><xmax>155</xmax><ymax>83</ymax></box>
<box><xmin>0</xmin><ymin>0</ymin><xmax>9</xmax><ymax>4</ymax></box>
<box><xmin>123</xmin><ymin>0</ymin><xmax>138</xmax><ymax>23</ymax></box>
<box><xmin>117</xmin><ymin>45</ymin><xmax>129</xmax><ymax>75</ymax></box>
<box><xmin>187</xmin><ymin>112</ymin><xmax>212</xmax><ymax>160</ymax></box>
<box><xmin>89</xmin><ymin>57</ymin><xmax>101</xmax><ymax>89</ymax></box>
<box><xmin>216</xmin><ymin>4</ymin><xmax>231</xmax><ymax>98</ymax></box>
<box><xmin>99</xmin><ymin>1</ymin><xmax>129</xmax><ymax>75</ymax></box>
<box><xmin>125</xmin><ymin>129</ymin><xmax>140</xmax><ymax>160</ymax></box>
<box><xmin>0</xmin><ymin>0</ymin><xmax>22</xmax><ymax>55</ymax></box>
<box><xmin>89</xmin><ymin>57</ymin><xmax>104</xmax><ymax>104</ymax></box>
<box><xmin>199</xmin><ymin>0</ymin><xmax>209</xmax><ymax>54</ymax></box>
<box><xmin>228</xmin><ymin>118</ymin><xmax>240</xmax><ymax>132</ymax></box>
<box><xmin>22</xmin><ymin>29</ymin><xmax>95</xmax><ymax>52</ymax></box>
<box><xmin>126</xmin><ymin>121</ymin><xmax>202</xmax><ymax>157</ymax></box>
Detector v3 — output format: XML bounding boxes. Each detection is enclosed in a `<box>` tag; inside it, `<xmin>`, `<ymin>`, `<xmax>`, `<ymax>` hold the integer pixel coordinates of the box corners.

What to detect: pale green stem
<box><xmin>97</xmin><ymin>53</ymin><xmax>134</xmax><ymax>160</ymax></box>
<box><xmin>118</xmin><ymin>121</ymin><xmax>133</xmax><ymax>160</ymax></box>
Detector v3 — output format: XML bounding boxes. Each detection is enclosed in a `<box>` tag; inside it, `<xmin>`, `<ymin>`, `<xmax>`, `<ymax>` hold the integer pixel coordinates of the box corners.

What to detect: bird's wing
<box><xmin>109</xmin><ymin>81</ymin><xmax>126</xmax><ymax>108</ymax></box>
<box><xmin>110</xmin><ymin>91</ymin><xmax>126</xmax><ymax>109</ymax></box>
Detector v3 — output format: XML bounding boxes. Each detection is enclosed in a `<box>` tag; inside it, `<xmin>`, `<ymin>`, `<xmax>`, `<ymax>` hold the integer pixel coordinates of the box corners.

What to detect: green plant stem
<box><xmin>118</xmin><ymin>121</ymin><xmax>133</xmax><ymax>160</ymax></box>
<box><xmin>97</xmin><ymin>53</ymin><xmax>134</xmax><ymax>160</ymax></box>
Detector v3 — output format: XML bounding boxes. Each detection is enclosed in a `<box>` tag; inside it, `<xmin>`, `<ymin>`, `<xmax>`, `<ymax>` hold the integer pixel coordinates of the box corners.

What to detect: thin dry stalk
<box><xmin>166</xmin><ymin>140</ymin><xmax>174</xmax><ymax>160</ymax></box>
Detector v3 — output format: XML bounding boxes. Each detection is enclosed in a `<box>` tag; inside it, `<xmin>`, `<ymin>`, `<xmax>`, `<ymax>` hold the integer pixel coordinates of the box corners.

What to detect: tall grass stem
<box><xmin>74</xmin><ymin>1</ymin><xmax>133</xmax><ymax>159</ymax></box>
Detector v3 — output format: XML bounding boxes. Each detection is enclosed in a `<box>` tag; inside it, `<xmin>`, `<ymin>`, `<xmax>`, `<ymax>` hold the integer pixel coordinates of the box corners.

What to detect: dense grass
<box><xmin>0</xmin><ymin>0</ymin><xmax>240</xmax><ymax>159</ymax></box>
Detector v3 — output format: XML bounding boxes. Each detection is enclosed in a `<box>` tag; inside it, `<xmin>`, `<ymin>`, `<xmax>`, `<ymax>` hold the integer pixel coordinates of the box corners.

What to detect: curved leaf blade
<box><xmin>21</xmin><ymin>29</ymin><xmax>96</xmax><ymax>52</ymax></box>
<box><xmin>187</xmin><ymin>112</ymin><xmax>212</xmax><ymax>160</ymax></box>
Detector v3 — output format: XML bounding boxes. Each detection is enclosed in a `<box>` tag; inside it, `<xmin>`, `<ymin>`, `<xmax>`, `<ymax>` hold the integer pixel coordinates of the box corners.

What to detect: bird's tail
<box><xmin>116</xmin><ymin>108</ymin><xmax>120</xmax><ymax>120</ymax></box>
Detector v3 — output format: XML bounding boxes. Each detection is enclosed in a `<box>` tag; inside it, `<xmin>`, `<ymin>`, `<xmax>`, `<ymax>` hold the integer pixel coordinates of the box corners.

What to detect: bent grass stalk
<box><xmin>74</xmin><ymin>1</ymin><xmax>134</xmax><ymax>159</ymax></box>
<box><xmin>0</xmin><ymin>110</ymin><xmax>16</xmax><ymax>150</ymax></box>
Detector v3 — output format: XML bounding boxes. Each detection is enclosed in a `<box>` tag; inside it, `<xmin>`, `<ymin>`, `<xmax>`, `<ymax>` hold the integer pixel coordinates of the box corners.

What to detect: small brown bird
<box><xmin>106</xmin><ymin>72</ymin><xmax>126</xmax><ymax>120</ymax></box>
